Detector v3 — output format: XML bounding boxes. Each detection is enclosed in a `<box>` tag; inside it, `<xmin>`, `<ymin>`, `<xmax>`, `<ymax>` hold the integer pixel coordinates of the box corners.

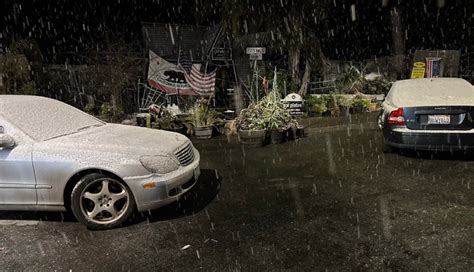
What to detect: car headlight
<box><xmin>139</xmin><ymin>155</ymin><xmax>180</xmax><ymax>174</ymax></box>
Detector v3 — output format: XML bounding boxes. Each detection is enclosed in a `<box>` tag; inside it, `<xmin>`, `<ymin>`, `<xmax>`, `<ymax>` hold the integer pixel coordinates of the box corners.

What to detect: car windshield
<box><xmin>0</xmin><ymin>96</ymin><xmax>104</xmax><ymax>141</ymax></box>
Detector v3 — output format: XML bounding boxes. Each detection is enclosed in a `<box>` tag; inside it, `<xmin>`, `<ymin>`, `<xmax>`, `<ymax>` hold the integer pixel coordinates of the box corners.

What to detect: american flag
<box><xmin>178</xmin><ymin>48</ymin><xmax>193</xmax><ymax>74</ymax></box>
<box><xmin>178</xmin><ymin>47</ymin><xmax>216</xmax><ymax>96</ymax></box>
<box><xmin>425</xmin><ymin>57</ymin><xmax>442</xmax><ymax>78</ymax></box>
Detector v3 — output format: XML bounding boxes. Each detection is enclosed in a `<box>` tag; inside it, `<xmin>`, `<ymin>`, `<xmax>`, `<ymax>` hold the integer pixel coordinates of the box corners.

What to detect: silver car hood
<box><xmin>42</xmin><ymin>124</ymin><xmax>189</xmax><ymax>157</ymax></box>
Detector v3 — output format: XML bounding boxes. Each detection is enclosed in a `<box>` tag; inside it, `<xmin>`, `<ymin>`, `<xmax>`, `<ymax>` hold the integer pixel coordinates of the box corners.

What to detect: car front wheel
<box><xmin>71</xmin><ymin>173</ymin><xmax>135</xmax><ymax>229</ymax></box>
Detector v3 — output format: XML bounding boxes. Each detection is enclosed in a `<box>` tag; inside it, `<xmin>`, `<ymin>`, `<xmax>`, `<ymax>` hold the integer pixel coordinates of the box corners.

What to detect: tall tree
<box><xmin>0</xmin><ymin>39</ymin><xmax>42</xmax><ymax>94</ymax></box>
<box><xmin>195</xmin><ymin>0</ymin><xmax>330</xmax><ymax>97</ymax></box>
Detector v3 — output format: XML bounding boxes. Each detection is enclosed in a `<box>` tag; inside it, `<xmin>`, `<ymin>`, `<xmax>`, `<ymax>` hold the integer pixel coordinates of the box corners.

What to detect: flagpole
<box><xmin>177</xmin><ymin>45</ymin><xmax>180</xmax><ymax>104</ymax></box>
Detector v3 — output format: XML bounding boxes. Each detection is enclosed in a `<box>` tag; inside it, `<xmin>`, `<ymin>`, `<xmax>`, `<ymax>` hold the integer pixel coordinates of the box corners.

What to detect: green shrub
<box><xmin>151</xmin><ymin>106</ymin><xmax>182</xmax><ymax>130</ymax></box>
<box><xmin>260</xmin><ymin>94</ymin><xmax>292</xmax><ymax>130</ymax></box>
<box><xmin>237</xmin><ymin>103</ymin><xmax>266</xmax><ymax>130</ymax></box>
<box><xmin>364</xmin><ymin>78</ymin><xmax>392</xmax><ymax>95</ymax></box>
<box><xmin>305</xmin><ymin>96</ymin><xmax>327</xmax><ymax>114</ymax></box>
<box><xmin>100</xmin><ymin>102</ymin><xmax>123</xmax><ymax>122</ymax></box>
<box><xmin>19</xmin><ymin>82</ymin><xmax>37</xmax><ymax>95</ymax></box>
<box><xmin>351</xmin><ymin>95</ymin><xmax>371</xmax><ymax>113</ymax></box>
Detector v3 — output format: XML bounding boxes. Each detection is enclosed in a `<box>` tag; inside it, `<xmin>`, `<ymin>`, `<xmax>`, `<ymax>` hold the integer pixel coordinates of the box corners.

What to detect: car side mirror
<box><xmin>0</xmin><ymin>134</ymin><xmax>15</xmax><ymax>149</ymax></box>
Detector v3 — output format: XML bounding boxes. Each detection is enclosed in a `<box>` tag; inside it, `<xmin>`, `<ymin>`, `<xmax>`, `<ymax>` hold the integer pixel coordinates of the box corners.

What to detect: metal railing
<box><xmin>308</xmin><ymin>80</ymin><xmax>337</xmax><ymax>95</ymax></box>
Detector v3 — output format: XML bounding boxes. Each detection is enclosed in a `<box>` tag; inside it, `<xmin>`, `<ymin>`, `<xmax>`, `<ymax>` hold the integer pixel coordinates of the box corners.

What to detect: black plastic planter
<box><xmin>270</xmin><ymin>129</ymin><xmax>285</xmax><ymax>144</ymax></box>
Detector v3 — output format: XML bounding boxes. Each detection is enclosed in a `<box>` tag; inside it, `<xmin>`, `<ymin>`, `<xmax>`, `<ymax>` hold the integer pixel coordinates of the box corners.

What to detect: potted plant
<box><xmin>187</xmin><ymin>99</ymin><xmax>222</xmax><ymax>139</ymax></box>
<box><xmin>351</xmin><ymin>95</ymin><xmax>371</xmax><ymax>113</ymax></box>
<box><xmin>260</xmin><ymin>94</ymin><xmax>291</xmax><ymax>144</ymax></box>
<box><xmin>326</xmin><ymin>94</ymin><xmax>341</xmax><ymax>117</ymax></box>
<box><xmin>100</xmin><ymin>102</ymin><xmax>124</xmax><ymax>123</ymax></box>
<box><xmin>150</xmin><ymin>106</ymin><xmax>186</xmax><ymax>135</ymax></box>
<box><xmin>236</xmin><ymin>103</ymin><xmax>267</xmax><ymax>147</ymax></box>
<box><xmin>237</xmin><ymin>92</ymin><xmax>295</xmax><ymax>146</ymax></box>
<box><xmin>305</xmin><ymin>96</ymin><xmax>327</xmax><ymax>117</ymax></box>
<box><xmin>237</xmin><ymin>69</ymin><xmax>299</xmax><ymax>146</ymax></box>
<box><xmin>336</xmin><ymin>95</ymin><xmax>353</xmax><ymax>117</ymax></box>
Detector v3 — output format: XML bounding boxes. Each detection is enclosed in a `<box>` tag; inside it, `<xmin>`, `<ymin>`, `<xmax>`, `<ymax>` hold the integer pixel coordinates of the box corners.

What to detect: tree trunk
<box><xmin>233</xmin><ymin>84</ymin><xmax>244</xmax><ymax>114</ymax></box>
<box><xmin>1</xmin><ymin>78</ymin><xmax>8</xmax><ymax>94</ymax></box>
<box><xmin>299</xmin><ymin>60</ymin><xmax>311</xmax><ymax>96</ymax></box>
<box><xmin>391</xmin><ymin>6</ymin><xmax>405</xmax><ymax>56</ymax></box>
<box><xmin>390</xmin><ymin>6</ymin><xmax>405</xmax><ymax>79</ymax></box>
<box><xmin>289</xmin><ymin>47</ymin><xmax>301</xmax><ymax>86</ymax></box>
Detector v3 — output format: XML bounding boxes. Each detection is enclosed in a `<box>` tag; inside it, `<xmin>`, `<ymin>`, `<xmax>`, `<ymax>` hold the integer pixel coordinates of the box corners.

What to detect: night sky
<box><xmin>1</xmin><ymin>0</ymin><xmax>472</xmax><ymax>63</ymax></box>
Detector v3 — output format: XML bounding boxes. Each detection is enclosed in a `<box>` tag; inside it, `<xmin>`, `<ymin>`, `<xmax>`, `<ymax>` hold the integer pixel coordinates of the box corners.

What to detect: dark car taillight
<box><xmin>388</xmin><ymin>107</ymin><xmax>406</xmax><ymax>125</ymax></box>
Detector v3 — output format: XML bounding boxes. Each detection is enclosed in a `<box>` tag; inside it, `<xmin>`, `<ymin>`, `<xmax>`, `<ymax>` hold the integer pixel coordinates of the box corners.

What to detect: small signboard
<box><xmin>249</xmin><ymin>53</ymin><xmax>263</xmax><ymax>60</ymax></box>
<box><xmin>410</xmin><ymin>61</ymin><xmax>426</xmax><ymax>79</ymax></box>
<box><xmin>282</xmin><ymin>93</ymin><xmax>304</xmax><ymax>116</ymax></box>
<box><xmin>246</xmin><ymin>47</ymin><xmax>266</xmax><ymax>54</ymax></box>
<box><xmin>211</xmin><ymin>48</ymin><xmax>231</xmax><ymax>61</ymax></box>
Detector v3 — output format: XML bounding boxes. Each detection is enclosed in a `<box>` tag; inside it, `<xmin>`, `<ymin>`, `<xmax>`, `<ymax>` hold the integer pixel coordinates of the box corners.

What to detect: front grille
<box><xmin>175</xmin><ymin>143</ymin><xmax>194</xmax><ymax>166</ymax></box>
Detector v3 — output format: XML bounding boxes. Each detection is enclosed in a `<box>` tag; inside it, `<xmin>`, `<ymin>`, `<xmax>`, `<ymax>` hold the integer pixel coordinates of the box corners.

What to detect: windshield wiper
<box><xmin>76</xmin><ymin>124</ymin><xmax>104</xmax><ymax>131</ymax></box>
<box><xmin>44</xmin><ymin>124</ymin><xmax>105</xmax><ymax>141</ymax></box>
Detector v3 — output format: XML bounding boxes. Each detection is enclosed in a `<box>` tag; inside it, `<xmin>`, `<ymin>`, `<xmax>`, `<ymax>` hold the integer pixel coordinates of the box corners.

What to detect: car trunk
<box><xmin>403</xmin><ymin>106</ymin><xmax>474</xmax><ymax>130</ymax></box>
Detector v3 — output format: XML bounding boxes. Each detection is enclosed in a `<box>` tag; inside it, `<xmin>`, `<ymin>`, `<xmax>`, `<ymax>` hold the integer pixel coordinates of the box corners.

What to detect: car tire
<box><xmin>71</xmin><ymin>173</ymin><xmax>136</xmax><ymax>230</ymax></box>
<box><xmin>382</xmin><ymin>139</ymin><xmax>394</xmax><ymax>153</ymax></box>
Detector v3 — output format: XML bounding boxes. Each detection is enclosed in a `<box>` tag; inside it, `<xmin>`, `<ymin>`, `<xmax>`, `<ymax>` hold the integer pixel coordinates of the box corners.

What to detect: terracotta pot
<box><xmin>368</xmin><ymin>103</ymin><xmax>379</xmax><ymax>112</ymax></box>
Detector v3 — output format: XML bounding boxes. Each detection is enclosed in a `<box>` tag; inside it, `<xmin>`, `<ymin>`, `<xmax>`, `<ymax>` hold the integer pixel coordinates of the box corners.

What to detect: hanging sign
<box><xmin>211</xmin><ymin>48</ymin><xmax>232</xmax><ymax>61</ymax></box>
<box><xmin>246</xmin><ymin>47</ymin><xmax>266</xmax><ymax>54</ymax></box>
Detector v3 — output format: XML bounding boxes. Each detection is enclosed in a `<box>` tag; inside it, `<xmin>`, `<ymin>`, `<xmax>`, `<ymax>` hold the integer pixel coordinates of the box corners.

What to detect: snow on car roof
<box><xmin>386</xmin><ymin>78</ymin><xmax>474</xmax><ymax>107</ymax></box>
<box><xmin>0</xmin><ymin>95</ymin><xmax>104</xmax><ymax>141</ymax></box>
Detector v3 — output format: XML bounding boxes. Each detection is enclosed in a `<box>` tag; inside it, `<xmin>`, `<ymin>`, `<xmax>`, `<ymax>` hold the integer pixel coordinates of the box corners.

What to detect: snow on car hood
<box><xmin>386</xmin><ymin>78</ymin><xmax>474</xmax><ymax>107</ymax></box>
<box><xmin>42</xmin><ymin>123</ymin><xmax>189</xmax><ymax>157</ymax></box>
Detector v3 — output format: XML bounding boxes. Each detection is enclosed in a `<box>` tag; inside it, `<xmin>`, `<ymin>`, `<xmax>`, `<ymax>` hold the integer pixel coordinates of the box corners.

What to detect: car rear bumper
<box><xmin>123</xmin><ymin>149</ymin><xmax>200</xmax><ymax>212</ymax></box>
<box><xmin>385</xmin><ymin>127</ymin><xmax>474</xmax><ymax>151</ymax></box>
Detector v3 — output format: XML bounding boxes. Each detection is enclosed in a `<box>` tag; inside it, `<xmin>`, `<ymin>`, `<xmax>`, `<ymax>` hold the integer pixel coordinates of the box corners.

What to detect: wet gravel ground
<box><xmin>0</xmin><ymin>112</ymin><xmax>473</xmax><ymax>271</ymax></box>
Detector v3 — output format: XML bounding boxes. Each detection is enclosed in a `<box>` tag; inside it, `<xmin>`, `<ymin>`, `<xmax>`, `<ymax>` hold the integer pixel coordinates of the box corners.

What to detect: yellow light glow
<box><xmin>143</xmin><ymin>183</ymin><xmax>156</xmax><ymax>189</ymax></box>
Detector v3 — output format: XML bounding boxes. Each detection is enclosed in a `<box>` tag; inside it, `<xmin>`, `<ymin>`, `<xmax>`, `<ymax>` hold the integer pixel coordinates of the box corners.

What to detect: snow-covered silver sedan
<box><xmin>378</xmin><ymin>78</ymin><xmax>474</xmax><ymax>152</ymax></box>
<box><xmin>0</xmin><ymin>95</ymin><xmax>200</xmax><ymax>229</ymax></box>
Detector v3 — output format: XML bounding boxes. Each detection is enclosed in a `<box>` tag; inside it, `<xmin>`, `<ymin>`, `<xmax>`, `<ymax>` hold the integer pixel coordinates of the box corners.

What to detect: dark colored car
<box><xmin>378</xmin><ymin>78</ymin><xmax>474</xmax><ymax>152</ymax></box>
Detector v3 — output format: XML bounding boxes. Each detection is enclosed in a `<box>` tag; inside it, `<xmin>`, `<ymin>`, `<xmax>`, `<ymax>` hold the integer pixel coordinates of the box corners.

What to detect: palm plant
<box><xmin>260</xmin><ymin>93</ymin><xmax>291</xmax><ymax>130</ymax></box>
<box><xmin>335</xmin><ymin>66</ymin><xmax>366</xmax><ymax>94</ymax></box>
<box><xmin>187</xmin><ymin>99</ymin><xmax>222</xmax><ymax>128</ymax></box>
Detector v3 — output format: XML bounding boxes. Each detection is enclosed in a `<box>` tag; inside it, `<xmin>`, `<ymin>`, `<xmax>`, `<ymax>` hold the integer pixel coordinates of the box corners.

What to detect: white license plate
<box><xmin>428</xmin><ymin>115</ymin><xmax>450</xmax><ymax>124</ymax></box>
<box><xmin>194</xmin><ymin>167</ymin><xmax>201</xmax><ymax>180</ymax></box>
